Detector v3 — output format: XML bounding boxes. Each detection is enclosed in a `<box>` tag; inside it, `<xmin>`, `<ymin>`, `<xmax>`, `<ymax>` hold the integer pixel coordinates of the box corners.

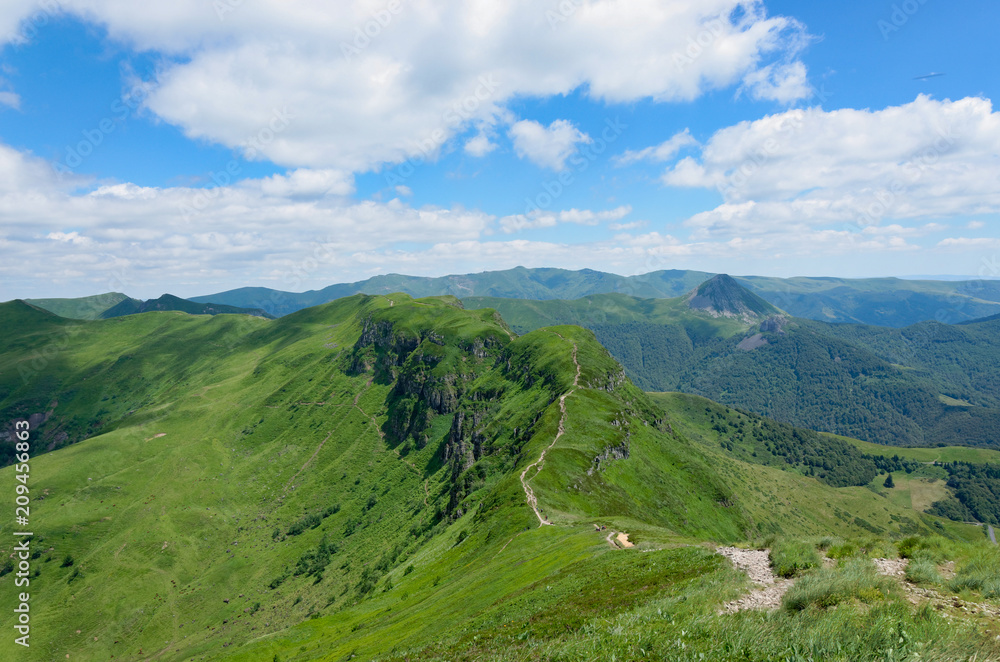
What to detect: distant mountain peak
<box><xmin>99</xmin><ymin>294</ymin><xmax>274</xmax><ymax>320</ymax></box>
<box><xmin>687</xmin><ymin>274</ymin><xmax>780</xmax><ymax>321</ymax></box>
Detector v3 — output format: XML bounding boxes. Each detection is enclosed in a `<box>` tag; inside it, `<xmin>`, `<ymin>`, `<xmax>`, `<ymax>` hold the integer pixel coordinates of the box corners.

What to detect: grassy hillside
<box><xmin>191</xmin><ymin>267</ymin><xmax>1000</xmax><ymax>325</ymax></box>
<box><xmin>655</xmin><ymin>392</ymin><xmax>1000</xmax><ymax>527</ymax></box>
<box><xmin>0</xmin><ymin>297</ymin><xmax>996</xmax><ymax>661</ymax></box>
<box><xmin>0</xmin><ymin>300</ymin><xmax>274</xmax><ymax>460</ymax></box>
<box><xmin>25</xmin><ymin>292</ymin><xmax>130</xmax><ymax>320</ymax></box>
<box><xmin>831</xmin><ymin>433</ymin><xmax>1000</xmax><ymax>465</ymax></box>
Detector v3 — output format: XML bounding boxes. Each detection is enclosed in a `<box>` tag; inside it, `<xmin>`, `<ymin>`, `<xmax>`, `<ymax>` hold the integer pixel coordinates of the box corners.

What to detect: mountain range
<box><xmin>26</xmin><ymin>293</ymin><xmax>272</xmax><ymax>320</ymax></box>
<box><xmin>28</xmin><ymin>267</ymin><xmax>1000</xmax><ymax>327</ymax></box>
<box><xmin>172</xmin><ymin>266</ymin><xmax>1000</xmax><ymax>326</ymax></box>
<box><xmin>4</xmin><ymin>275</ymin><xmax>1000</xmax><ymax>660</ymax></box>
<box><xmin>2</xmin><ymin>292</ymin><xmax>998</xmax><ymax>661</ymax></box>
<box><xmin>465</xmin><ymin>274</ymin><xmax>1000</xmax><ymax>450</ymax></box>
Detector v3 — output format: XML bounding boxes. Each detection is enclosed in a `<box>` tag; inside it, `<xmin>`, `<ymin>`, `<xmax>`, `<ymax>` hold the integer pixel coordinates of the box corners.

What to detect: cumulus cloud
<box><xmin>0</xmin><ymin>140</ymin><xmax>496</xmax><ymax>296</ymax></box>
<box><xmin>509</xmin><ymin>119</ymin><xmax>591</xmax><ymax>171</ymax></box>
<box><xmin>464</xmin><ymin>133</ymin><xmax>497</xmax><ymax>158</ymax></box>
<box><xmin>0</xmin><ymin>0</ymin><xmax>810</xmax><ymax>173</ymax></box>
<box><xmin>0</xmin><ymin>143</ymin><xmax>647</xmax><ymax>297</ymax></box>
<box><xmin>661</xmin><ymin>95</ymin><xmax>1000</xmax><ymax>238</ymax></box>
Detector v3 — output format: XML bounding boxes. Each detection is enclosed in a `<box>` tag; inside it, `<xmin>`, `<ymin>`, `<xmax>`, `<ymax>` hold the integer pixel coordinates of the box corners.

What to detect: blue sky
<box><xmin>0</xmin><ymin>0</ymin><xmax>998</xmax><ymax>299</ymax></box>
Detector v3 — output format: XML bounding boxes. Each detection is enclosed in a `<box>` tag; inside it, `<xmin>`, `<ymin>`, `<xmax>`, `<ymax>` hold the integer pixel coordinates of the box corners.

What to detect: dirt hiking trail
<box><xmin>520</xmin><ymin>336</ymin><xmax>580</xmax><ymax>526</ymax></box>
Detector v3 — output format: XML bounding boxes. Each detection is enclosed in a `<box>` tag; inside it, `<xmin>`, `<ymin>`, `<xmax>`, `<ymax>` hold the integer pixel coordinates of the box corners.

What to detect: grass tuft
<box><xmin>905</xmin><ymin>553</ymin><xmax>943</xmax><ymax>586</ymax></box>
<box><xmin>770</xmin><ymin>538</ymin><xmax>821</xmax><ymax>578</ymax></box>
<box><xmin>948</xmin><ymin>547</ymin><xmax>1000</xmax><ymax>598</ymax></box>
<box><xmin>783</xmin><ymin>557</ymin><xmax>898</xmax><ymax>611</ymax></box>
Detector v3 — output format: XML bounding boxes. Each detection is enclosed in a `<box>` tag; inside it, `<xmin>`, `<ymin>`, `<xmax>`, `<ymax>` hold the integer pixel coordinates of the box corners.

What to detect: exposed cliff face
<box><xmin>350</xmin><ymin>316</ymin><xmax>421</xmax><ymax>376</ymax></box>
<box><xmin>444</xmin><ymin>408</ymin><xmax>487</xmax><ymax>474</ymax></box>
<box><xmin>587</xmin><ymin>365</ymin><xmax>627</xmax><ymax>392</ymax></box>
<box><xmin>349</xmin><ymin>311</ymin><xmax>517</xmax><ymax>485</ymax></box>
<box><xmin>587</xmin><ymin>437</ymin><xmax>630</xmax><ymax>475</ymax></box>
<box><xmin>759</xmin><ymin>315</ymin><xmax>789</xmax><ymax>334</ymax></box>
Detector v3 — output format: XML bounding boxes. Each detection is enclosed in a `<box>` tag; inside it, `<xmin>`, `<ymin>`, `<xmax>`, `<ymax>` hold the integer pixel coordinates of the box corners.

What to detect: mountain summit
<box><xmin>686</xmin><ymin>274</ymin><xmax>780</xmax><ymax>321</ymax></box>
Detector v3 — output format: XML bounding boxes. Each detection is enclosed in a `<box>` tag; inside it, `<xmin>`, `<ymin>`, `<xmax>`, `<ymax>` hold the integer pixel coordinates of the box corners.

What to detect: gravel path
<box><xmin>717</xmin><ymin>547</ymin><xmax>774</xmax><ymax>584</ymax></box>
<box><xmin>717</xmin><ymin>547</ymin><xmax>794</xmax><ymax>613</ymax></box>
<box><xmin>872</xmin><ymin>557</ymin><xmax>908</xmax><ymax>577</ymax></box>
<box><xmin>719</xmin><ymin>550</ymin><xmax>1000</xmax><ymax>621</ymax></box>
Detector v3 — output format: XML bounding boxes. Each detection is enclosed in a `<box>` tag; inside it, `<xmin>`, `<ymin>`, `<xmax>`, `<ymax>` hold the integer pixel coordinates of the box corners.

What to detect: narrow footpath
<box><xmin>520</xmin><ymin>336</ymin><xmax>580</xmax><ymax>526</ymax></box>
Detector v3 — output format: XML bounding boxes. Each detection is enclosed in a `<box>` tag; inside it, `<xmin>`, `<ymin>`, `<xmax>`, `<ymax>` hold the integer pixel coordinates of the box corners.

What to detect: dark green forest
<box><xmin>592</xmin><ymin>318</ymin><xmax>1000</xmax><ymax>449</ymax></box>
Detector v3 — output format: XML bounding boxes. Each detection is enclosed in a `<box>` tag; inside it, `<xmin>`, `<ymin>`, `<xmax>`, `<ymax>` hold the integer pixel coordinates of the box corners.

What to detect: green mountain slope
<box><xmin>191</xmin><ymin>267</ymin><xmax>1000</xmax><ymax>325</ymax></box>
<box><xmin>99</xmin><ymin>293</ymin><xmax>274</xmax><ymax>319</ymax></box>
<box><xmin>464</xmin><ymin>285</ymin><xmax>1000</xmax><ymax>450</ymax></box>
<box><xmin>2</xmin><ymin>295</ymin><xmax>992</xmax><ymax>661</ymax></box>
<box><xmin>24</xmin><ymin>292</ymin><xmax>130</xmax><ymax>320</ymax></box>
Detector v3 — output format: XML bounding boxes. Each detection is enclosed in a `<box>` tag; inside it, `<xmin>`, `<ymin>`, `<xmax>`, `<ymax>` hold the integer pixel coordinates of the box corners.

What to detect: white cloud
<box><xmin>661</xmin><ymin>95</ymin><xmax>1000</xmax><ymax>238</ymax></box>
<box><xmin>0</xmin><ymin>143</ymin><xmax>84</xmax><ymax>194</ymax></box>
<box><xmin>0</xmin><ymin>91</ymin><xmax>20</xmax><ymax>109</ymax></box>
<box><xmin>0</xmin><ymin>141</ymin><xmax>496</xmax><ymax>297</ymax></box>
<box><xmin>741</xmin><ymin>61</ymin><xmax>810</xmax><ymax>103</ymax></box>
<box><xmin>464</xmin><ymin>133</ymin><xmax>497</xmax><ymax>158</ymax></box>
<box><xmin>509</xmin><ymin>119</ymin><xmax>591</xmax><ymax>171</ymax></box>
<box><xmin>255</xmin><ymin>169</ymin><xmax>355</xmax><ymax>198</ymax></box>
<box><xmin>614</xmin><ymin>129</ymin><xmax>698</xmax><ymax>166</ymax></box>
<box><xmin>609</xmin><ymin>220</ymin><xmax>647</xmax><ymax>231</ymax></box>
<box><xmin>46</xmin><ymin>231</ymin><xmax>91</xmax><ymax>245</ymax></box>
<box><xmin>0</xmin><ymin>0</ymin><xmax>810</xmax><ymax>173</ymax></box>
<box><xmin>968</xmin><ymin>220</ymin><xmax>986</xmax><ymax>229</ymax></box>
<box><xmin>498</xmin><ymin>205</ymin><xmax>630</xmax><ymax>233</ymax></box>
<box><xmin>0</xmin><ymin>143</ymin><xmax>649</xmax><ymax>297</ymax></box>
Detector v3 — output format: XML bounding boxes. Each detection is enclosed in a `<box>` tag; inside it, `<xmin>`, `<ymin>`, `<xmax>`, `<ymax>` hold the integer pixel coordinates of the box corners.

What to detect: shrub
<box><xmin>287</xmin><ymin>513</ymin><xmax>322</xmax><ymax>536</ymax></box>
<box><xmin>269</xmin><ymin>572</ymin><xmax>288</xmax><ymax>589</ymax></box>
<box><xmin>60</xmin><ymin>554</ymin><xmax>74</xmax><ymax>567</ymax></box>
<box><xmin>783</xmin><ymin>557</ymin><xmax>897</xmax><ymax>611</ymax></box>
<box><xmin>770</xmin><ymin>538</ymin><xmax>821</xmax><ymax>578</ymax></box>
